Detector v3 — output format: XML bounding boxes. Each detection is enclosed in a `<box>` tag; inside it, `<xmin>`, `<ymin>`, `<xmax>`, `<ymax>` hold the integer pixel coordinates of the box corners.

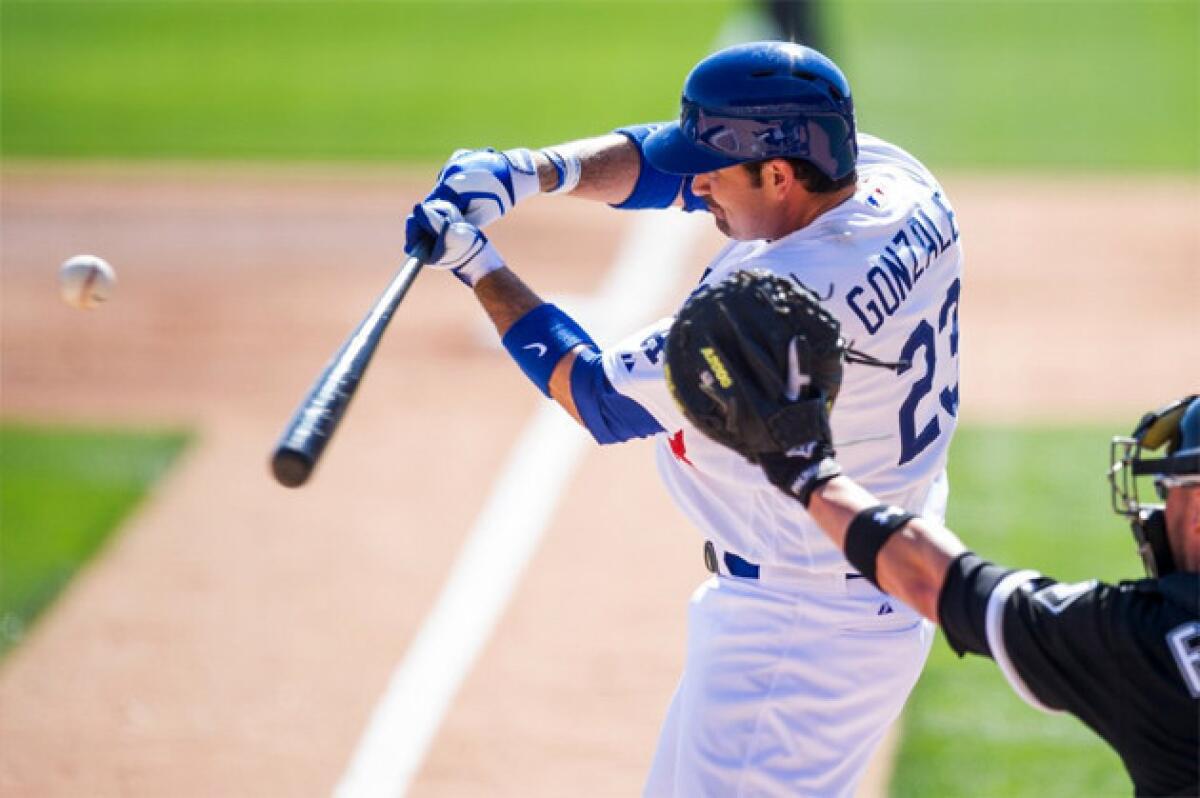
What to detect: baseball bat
<box><xmin>270</xmin><ymin>243</ymin><xmax>430</xmax><ymax>488</ymax></box>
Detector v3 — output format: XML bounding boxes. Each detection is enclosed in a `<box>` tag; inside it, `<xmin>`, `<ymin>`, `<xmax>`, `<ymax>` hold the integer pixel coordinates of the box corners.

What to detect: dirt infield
<box><xmin>1</xmin><ymin>165</ymin><xmax>1195</xmax><ymax>796</ymax></box>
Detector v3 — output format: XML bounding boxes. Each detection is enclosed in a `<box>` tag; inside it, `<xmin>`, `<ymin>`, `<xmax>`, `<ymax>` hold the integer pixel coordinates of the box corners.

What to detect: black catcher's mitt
<box><xmin>665</xmin><ymin>269</ymin><xmax>844</xmax><ymax>459</ymax></box>
<box><xmin>666</xmin><ymin>270</ymin><xmax>882</xmax><ymax>504</ymax></box>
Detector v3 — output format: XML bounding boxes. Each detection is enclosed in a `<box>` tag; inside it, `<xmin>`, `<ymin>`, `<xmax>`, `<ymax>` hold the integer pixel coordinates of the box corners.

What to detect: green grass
<box><xmin>892</xmin><ymin>425</ymin><xmax>1136</xmax><ymax>797</ymax></box>
<box><xmin>0</xmin><ymin>424</ymin><xmax>189</xmax><ymax>655</ymax></box>
<box><xmin>830</xmin><ymin>0</ymin><xmax>1199</xmax><ymax>170</ymax></box>
<box><xmin>0</xmin><ymin>0</ymin><xmax>734</xmax><ymax>161</ymax></box>
<box><xmin>2</xmin><ymin>0</ymin><xmax>1193</xmax><ymax>168</ymax></box>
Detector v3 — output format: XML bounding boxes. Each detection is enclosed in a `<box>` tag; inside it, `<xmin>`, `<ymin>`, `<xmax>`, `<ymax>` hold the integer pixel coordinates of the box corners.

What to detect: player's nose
<box><xmin>691</xmin><ymin>171</ymin><xmax>713</xmax><ymax>195</ymax></box>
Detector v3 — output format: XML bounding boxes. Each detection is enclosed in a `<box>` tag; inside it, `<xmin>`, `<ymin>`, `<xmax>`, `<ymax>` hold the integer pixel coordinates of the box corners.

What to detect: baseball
<box><xmin>59</xmin><ymin>254</ymin><xmax>116</xmax><ymax>310</ymax></box>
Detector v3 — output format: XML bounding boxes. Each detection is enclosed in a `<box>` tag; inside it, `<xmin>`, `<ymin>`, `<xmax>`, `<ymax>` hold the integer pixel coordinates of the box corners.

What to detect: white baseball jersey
<box><xmin>603</xmin><ymin>134</ymin><xmax>963</xmax><ymax>575</ymax></box>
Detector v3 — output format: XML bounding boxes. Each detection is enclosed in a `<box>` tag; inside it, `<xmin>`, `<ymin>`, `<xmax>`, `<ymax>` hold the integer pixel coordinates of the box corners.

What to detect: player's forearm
<box><xmin>471</xmin><ymin>268</ymin><xmax>659</xmax><ymax>443</ymax></box>
<box><xmin>472</xmin><ymin>266</ymin><xmax>544</xmax><ymax>335</ymax></box>
<box><xmin>472</xmin><ymin>268</ymin><xmax>588</xmax><ymax>426</ymax></box>
<box><xmin>808</xmin><ymin>476</ymin><xmax>967</xmax><ymax>620</ymax></box>
<box><xmin>531</xmin><ymin>134</ymin><xmax>641</xmax><ymax>204</ymax></box>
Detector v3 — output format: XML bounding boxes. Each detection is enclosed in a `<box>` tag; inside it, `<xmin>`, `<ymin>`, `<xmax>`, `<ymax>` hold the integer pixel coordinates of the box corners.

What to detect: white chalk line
<box><xmin>334</xmin><ymin>207</ymin><xmax>707</xmax><ymax>798</ymax></box>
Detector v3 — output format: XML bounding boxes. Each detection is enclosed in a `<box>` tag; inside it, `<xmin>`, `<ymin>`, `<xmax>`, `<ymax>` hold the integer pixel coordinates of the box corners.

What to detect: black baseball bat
<box><xmin>270</xmin><ymin>244</ymin><xmax>429</xmax><ymax>488</ymax></box>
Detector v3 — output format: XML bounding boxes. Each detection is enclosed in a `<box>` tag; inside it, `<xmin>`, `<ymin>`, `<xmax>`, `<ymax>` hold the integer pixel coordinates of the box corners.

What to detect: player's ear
<box><xmin>764</xmin><ymin>159</ymin><xmax>793</xmax><ymax>197</ymax></box>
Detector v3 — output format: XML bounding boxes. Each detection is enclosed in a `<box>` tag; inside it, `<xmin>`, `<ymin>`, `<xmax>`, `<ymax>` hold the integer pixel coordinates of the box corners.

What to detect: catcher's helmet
<box><xmin>644</xmin><ymin>41</ymin><xmax>857</xmax><ymax>179</ymax></box>
<box><xmin>1109</xmin><ymin>394</ymin><xmax>1200</xmax><ymax>576</ymax></box>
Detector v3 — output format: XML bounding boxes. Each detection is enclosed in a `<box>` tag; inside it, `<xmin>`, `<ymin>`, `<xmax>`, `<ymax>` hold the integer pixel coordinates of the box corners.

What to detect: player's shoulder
<box><xmin>1102</xmin><ymin>573</ymin><xmax>1200</xmax><ymax>628</ymax></box>
<box><xmin>855</xmin><ymin>133</ymin><xmax>948</xmax><ymax>204</ymax></box>
<box><xmin>856</xmin><ymin>133</ymin><xmax>939</xmax><ymax>181</ymax></box>
<box><xmin>1021</xmin><ymin>573</ymin><xmax>1200</xmax><ymax>667</ymax></box>
<box><xmin>1148</xmin><ymin>571</ymin><xmax>1200</xmax><ymax>613</ymax></box>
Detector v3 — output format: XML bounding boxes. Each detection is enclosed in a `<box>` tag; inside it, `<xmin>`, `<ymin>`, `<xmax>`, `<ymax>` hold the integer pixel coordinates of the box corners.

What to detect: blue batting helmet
<box><xmin>644</xmin><ymin>41</ymin><xmax>857</xmax><ymax>179</ymax></box>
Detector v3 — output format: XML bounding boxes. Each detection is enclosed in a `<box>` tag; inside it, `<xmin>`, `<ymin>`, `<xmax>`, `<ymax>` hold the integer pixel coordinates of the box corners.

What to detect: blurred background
<box><xmin>2</xmin><ymin>1</ymin><xmax>1196</xmax><ymax>796</ymax></box>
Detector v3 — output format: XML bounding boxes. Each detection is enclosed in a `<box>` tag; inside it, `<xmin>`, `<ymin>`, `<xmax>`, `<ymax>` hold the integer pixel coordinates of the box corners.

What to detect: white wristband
<box><xmin>542</xmin><ymin>147</ymin><xmax>582</xmax><ymax>194</ymax></box>
<box><xmin>453</xmin><ymin>240</ymin><xmax>506</xmax><ymax>288</ymax></box>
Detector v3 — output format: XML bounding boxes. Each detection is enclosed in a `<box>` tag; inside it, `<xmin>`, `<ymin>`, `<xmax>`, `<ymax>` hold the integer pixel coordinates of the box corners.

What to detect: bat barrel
<box><xmin>272</xmin><ymin>448</ymin><xmax>314</xmax><ymax>488</ymax></box>
<box><xmin>270</xmin><ymin>250</ymin><xmax>426</xmax><ymax>487</ymax></box>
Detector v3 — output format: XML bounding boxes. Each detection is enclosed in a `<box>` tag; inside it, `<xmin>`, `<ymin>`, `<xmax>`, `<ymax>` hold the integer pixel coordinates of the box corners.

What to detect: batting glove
<box><xmin>406</xmin><ymin>200</ymin><xmax>505</xmax><ymax>287</ymax></box>
<box><xmin>426</xmin><ymin>147</ymin><xmax>541</xmax><ymax>228</ymax></box>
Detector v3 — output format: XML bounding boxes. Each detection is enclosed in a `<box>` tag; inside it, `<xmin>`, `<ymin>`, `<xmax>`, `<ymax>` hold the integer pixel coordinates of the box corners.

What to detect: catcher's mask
<box><xmin>1108</xmin><ymin>394</ymin><xmax>1200</xmax><ymax>577</ymax></box>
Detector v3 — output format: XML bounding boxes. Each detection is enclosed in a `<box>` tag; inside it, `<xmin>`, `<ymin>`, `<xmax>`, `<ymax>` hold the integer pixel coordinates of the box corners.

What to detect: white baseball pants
<box><xmin>644</xmin><ymin>572</ymin><xmax>934</xmax><ymax>797</ymax></box>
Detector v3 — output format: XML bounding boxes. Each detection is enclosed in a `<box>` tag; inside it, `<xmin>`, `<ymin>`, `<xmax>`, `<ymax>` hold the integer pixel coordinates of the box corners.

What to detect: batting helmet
<box><xmin>644</xmin><ymin>41</ymin><xmax>857</xmax><ymax>179</ymax></box>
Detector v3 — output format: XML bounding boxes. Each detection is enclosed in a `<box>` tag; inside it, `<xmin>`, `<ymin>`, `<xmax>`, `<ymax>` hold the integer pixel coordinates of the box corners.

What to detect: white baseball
<box><xmin>58</xmin><ymin>254</ymin><xmax>116</xmax><ymax>310</ymax></box>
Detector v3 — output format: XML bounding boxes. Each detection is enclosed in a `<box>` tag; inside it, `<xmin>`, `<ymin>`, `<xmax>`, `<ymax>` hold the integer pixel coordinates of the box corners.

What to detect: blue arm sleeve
<box><xmin>569</xmin><ymin>346</ymin><xmax>664</xmax><ymax>444</ymax></box>
<box><xmin>611</xmin><ymin>123</ymin><xmax>707</xmax><ymax>213</ymax></box>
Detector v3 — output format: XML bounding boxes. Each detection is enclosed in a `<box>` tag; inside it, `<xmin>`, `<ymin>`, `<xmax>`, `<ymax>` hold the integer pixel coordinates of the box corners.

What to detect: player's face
<box><xmin>691</xmin><ymin>164</ymin><xmax>785</xmax><ymax>241</ymax></box>
<box><xmin>1164</xmin><ymin>483</ymin><xmax>1200</xmax><ymax>571</ymax></box>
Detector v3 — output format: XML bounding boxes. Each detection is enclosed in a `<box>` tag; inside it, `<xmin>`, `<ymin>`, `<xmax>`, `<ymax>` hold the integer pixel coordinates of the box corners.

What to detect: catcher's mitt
<box><xmin>665</xmin><ymin>270</ymin><xmax>901</xmax><ymax>503</ymax></box>
<box><xmin>664</xmin><ymin>269</ymin><xmax>846</xmax><ymax>464</ymax></box>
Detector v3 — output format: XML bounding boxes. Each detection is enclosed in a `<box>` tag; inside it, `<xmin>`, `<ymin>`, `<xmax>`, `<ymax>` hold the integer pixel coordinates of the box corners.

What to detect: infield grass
<box><xmin>892</xmin><ymin>425</ymin><xmax>1136</xmax><ymax>797</ymax></box>
<box><xmin>0</xmin><ymin>424</ymin><xmax>189</xmax><ymax>656</ymax></box>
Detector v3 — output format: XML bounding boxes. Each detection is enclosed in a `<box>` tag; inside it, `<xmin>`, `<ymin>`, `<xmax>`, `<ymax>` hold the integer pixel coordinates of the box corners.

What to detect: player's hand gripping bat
<box><xmin>270</xmin><ymin>242</ymin><xmax>430</xmax><ymax>488</ymax></box>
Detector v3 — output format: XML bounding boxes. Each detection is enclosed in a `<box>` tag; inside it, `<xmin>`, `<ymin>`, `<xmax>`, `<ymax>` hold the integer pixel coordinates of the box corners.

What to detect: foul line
<box><xmin>334</xmin><ymin>208</ymin><xmax>707</xmax><ymax>798</ymax></box>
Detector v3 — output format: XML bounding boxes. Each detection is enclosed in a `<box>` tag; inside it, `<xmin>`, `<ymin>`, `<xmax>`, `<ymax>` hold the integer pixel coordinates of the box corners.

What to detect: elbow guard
<box><xmin>611</xmin><ymin>123</ymin><xmax>706</xmax><ymax>212</ymax></box>
<box><xmin>569</xmin><ymin>347</ymin><xmax>663</xmax><ymax>444</ymax></box>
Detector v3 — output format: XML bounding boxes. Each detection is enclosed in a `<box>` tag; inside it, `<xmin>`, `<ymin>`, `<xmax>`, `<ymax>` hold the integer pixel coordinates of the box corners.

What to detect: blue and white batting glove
<box><xmin>429</xmin><ymin>147</ymin><xmax>541</xmax><ymax>228</ymax></box>
<box><xmin>405</xmin><ymin>199</ymin><xmax>505</xmax><ymax>287</ymax></box>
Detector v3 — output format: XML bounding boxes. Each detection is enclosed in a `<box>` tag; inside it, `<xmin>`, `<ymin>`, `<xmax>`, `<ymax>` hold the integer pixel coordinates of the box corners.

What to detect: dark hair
<box><xmin>743</xmin><ymin>158</ymin><xmax>856</xmax><ymax>194</ymax></box>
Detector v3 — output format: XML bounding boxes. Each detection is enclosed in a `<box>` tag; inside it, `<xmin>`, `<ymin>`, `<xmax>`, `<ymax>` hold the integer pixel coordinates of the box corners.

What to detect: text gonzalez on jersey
<box><xmin>844</xmin><ymin>187</ymin><xmax>960</xmax><ymax>337</ymax></box>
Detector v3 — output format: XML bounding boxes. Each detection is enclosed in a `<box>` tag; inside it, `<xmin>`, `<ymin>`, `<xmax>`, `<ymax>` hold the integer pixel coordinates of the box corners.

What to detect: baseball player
<box><xmin>406</xmin><ymin>42</ymin><xmax>964</xmax><ymax>796</ymax></box>
<box><xmin>660</xmin><ymin>272</ymin><xmax>1199</xmax><ymax>795</ymax></box>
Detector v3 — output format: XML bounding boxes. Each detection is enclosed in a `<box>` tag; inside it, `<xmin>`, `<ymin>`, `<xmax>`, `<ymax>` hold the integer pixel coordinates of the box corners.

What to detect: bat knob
<box><xmin>272</xmin><ymin>448</ymin><xmax>314</xmax><ymax>488</ymax></box>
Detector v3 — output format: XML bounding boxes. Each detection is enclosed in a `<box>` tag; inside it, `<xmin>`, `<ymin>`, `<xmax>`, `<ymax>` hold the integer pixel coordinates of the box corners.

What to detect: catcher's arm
<box><xmin>804</xmin><ymin>477</ymin><xmax>966</xmax><ymax>622</ymax></box>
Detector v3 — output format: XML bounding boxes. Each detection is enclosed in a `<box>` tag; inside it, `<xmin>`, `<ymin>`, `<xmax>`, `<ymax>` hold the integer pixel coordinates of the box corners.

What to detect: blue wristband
<box><xmin>611</xmin><ymin>123</ymin><xmax>687</xmax><ymax>210</ymax></box>
<box><xmin>501</xmin><ymin>304</ymin><xmax>597</xmax><ymax>397</ymax></box>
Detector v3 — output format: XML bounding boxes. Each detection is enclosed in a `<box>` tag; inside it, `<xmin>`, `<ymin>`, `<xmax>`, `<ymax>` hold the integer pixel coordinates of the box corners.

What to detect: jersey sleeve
<box><xmin>938</xmin><ymin>552</ymin><xmax>1116</xmax><ymax>717</ymax></box>
<box><xmin>599</xmin><ymin>316</ymin><xmax>685</xmax><ymax>430</ymax></box>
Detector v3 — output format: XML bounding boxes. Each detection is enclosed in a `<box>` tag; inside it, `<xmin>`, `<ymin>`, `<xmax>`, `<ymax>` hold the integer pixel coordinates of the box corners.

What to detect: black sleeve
<box><xmin>939</xmin><ymin>556</ymin><xmax>1200</xmax><ymax>795</ymax></box>
<box><xmin>937</xmin><ymin>552</ymin><xmax>1018</xmax><ymax>658</ymax></box>
<box><xmin>938</xmin><ymin>552</ymin><xmax>1116</xmax><ymax>717</ymax></box>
